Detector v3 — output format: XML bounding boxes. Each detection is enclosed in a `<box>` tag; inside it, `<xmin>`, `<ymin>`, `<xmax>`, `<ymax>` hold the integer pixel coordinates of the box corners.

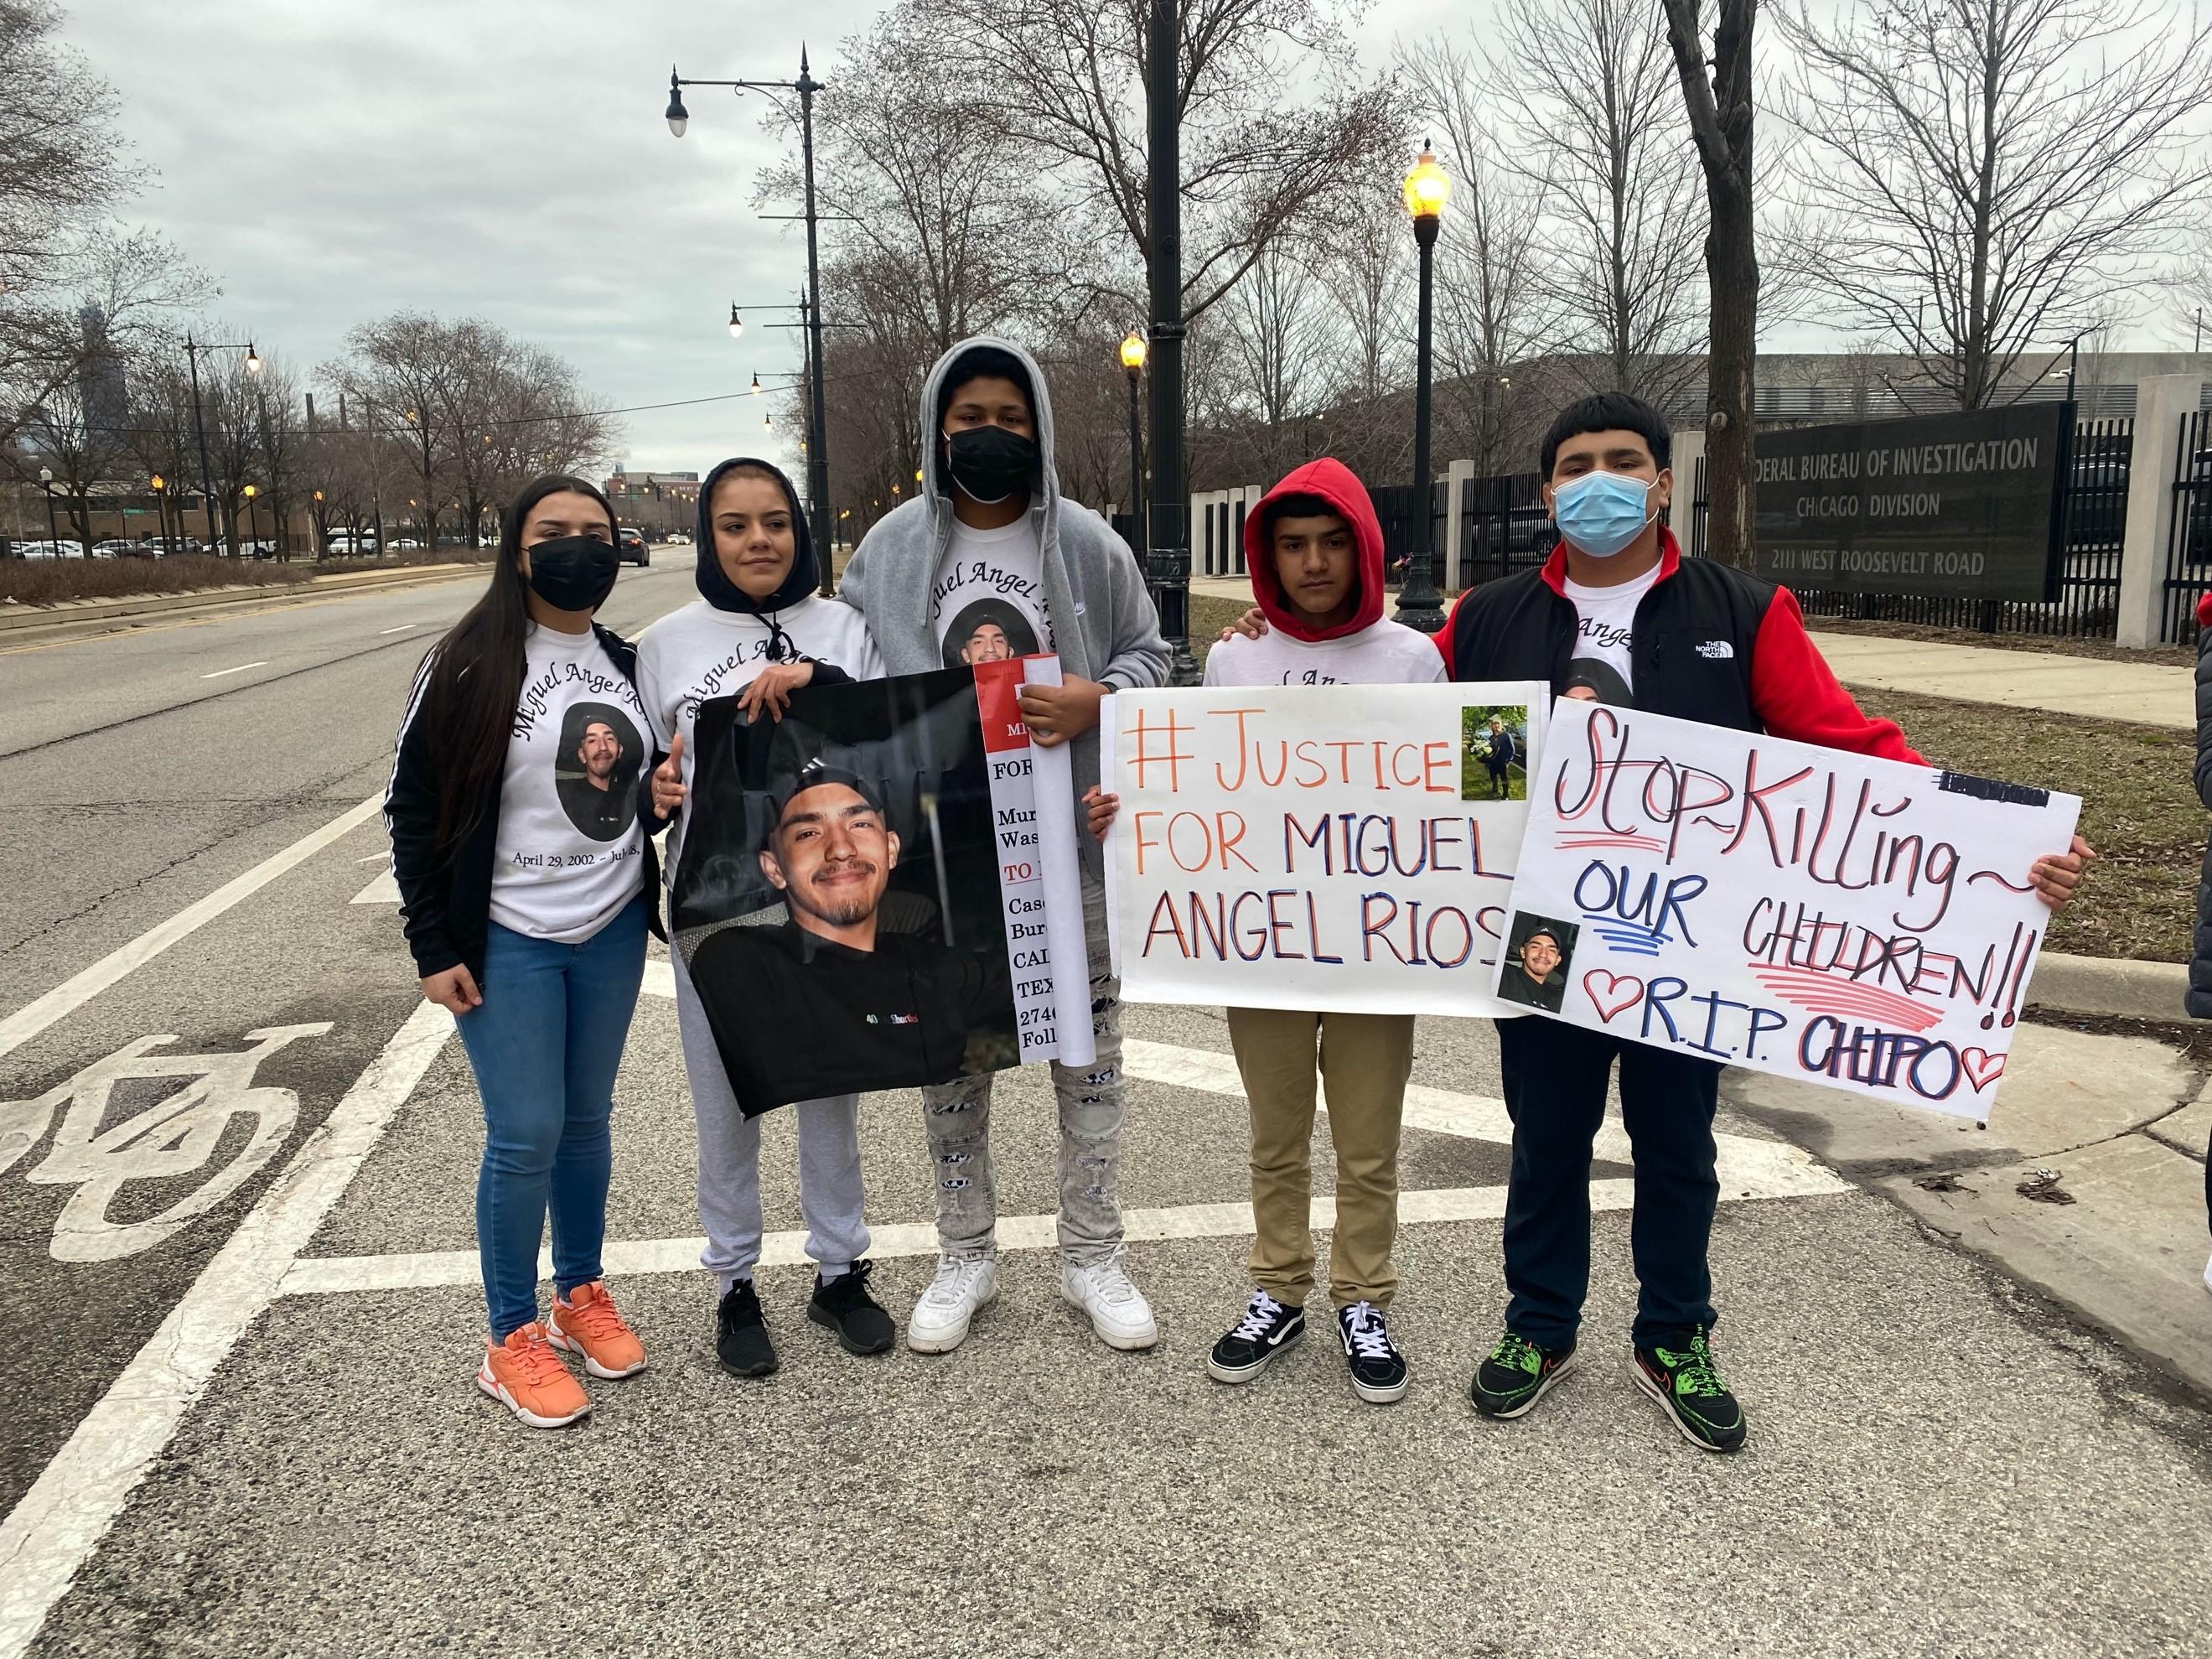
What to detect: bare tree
<box><xmin>1779</xmin><ymin>0</ymin><xmax>2212</xmax><ymax>409</ymax></box>
<box><xmin>1482</xmin><ymin>0</ymin><xmax>1707</xmax><ymax>404</ymax></box>
<box><xmin>326</xmin><ymin>312</ymin><xmax>457</xmax><ymax>547</ymax></box>
<box><xmin>1663</xmin><ymin>0</ymin><xmax>1758</xmax><ymax>565</ymax></box>
<box><xmin>0</xmin><ymin>1</ymin><xmax>137</xmax><ymax>297</ymax></box>
<box><xmin>1217</xmin><ymin>246</ymin><xmax>1330</xmax><ymax>480</ymax></box>
<box><xmin>930</xmin><ymin>0</ymin><xmax>1401</xmax><ymax>323</ymax></box>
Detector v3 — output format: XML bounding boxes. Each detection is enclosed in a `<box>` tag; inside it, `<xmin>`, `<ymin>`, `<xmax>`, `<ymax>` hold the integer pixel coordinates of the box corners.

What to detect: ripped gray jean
<box><xmin>920</xmin><ymin>874</ymin><xmax>1124</xmax><ymax>1266</ymax></box>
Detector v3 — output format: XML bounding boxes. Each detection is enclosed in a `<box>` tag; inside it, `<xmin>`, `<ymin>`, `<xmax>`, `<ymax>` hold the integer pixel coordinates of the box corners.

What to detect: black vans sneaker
<box><xmin>1337</xmin><ymin>1302</ymin><xmax>1408</xmax><ymax>1404</ymax></box>
<box><xmin>1471</xmin><ymin>1329</ymin><xmax>1577</xmax><ymax>1418</ymax></box>
<box><xmin>1206</xmin><ymin>1288</ymin><xmax>1306</xmax><ymax>1383</ymax></box>
<box><xmin>1632</xmin><ymin>1326</ymin><xmax>1747</xmax><ymax>1454</ymax></box>
<box><xmin>807</xmin><ymin>1259</ymin><xmax>896</xmax><ymax>1356</ymax></box>
<box><xmin>716</xmin><ymin>1279</ymin><xmax>777</xmax><ymax>1377</ymax></box>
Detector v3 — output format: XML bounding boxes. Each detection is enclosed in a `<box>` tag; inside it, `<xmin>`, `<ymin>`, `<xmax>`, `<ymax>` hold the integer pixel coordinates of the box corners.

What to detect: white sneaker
<box><xmin>906</xmin><ymin>1254</ymin><xmax>998</xmax><ymax>1354</ymax></box>
<box><xmin>1060</xmin><ymin>1255</ymin><xmax>1159</xmax><ymax>1351</ymax></box>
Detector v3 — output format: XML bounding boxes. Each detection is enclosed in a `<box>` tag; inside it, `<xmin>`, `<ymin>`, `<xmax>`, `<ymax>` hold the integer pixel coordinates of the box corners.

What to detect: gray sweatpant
<box><xmin>921</xmin><ymin>874</ymin><xmax>1124</xmax><ymax>1266</ymax></box>
<box><xmin>671</xmin><ymin>947</ymin><xmax>871</xmax><ymax>1290</ymax></box>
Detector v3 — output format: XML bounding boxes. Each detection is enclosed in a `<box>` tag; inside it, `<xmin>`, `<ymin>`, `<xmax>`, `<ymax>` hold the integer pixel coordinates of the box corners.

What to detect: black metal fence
<box><xmin>2162</xmin><ymin>408</ymin><xmax>2212</xmax><ymax>643</ymax></box>
<box><xmin>1691</xmin><ymin>417</ymin><xmax>2133</xmax><ymax>639</ymax></box>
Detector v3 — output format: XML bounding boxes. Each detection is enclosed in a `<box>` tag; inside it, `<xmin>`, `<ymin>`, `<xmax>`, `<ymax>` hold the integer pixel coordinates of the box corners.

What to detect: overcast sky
<box><xmin>59</xmin><ymin>0</ymin><xmax>2148</xmax><ymax>478</ymax></box>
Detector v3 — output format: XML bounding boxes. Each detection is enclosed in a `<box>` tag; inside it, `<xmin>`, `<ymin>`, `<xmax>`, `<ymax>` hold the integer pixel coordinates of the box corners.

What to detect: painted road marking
<box><xmin>5</xmin><ymin>1024</ymin><xmax>332</xmax><ymax>1262</ymax></box>
<box><xmin>199</xmin><ymin>661</ymin><xmax>267</xmax><ymax>680</ymax></box>
<box><xmin>0</xmin><ymin>792</ymin><xmax>384</xmax><ymax>1063</ymax></box>
<box><xmin>0</xmin><ymin>1000</ymin><xmax>453</xmax><ymax>1659</ymax></box>
<box><xmin>350</xmin><ymin>870</ymin><xmax>399</xmax><ymax>905</ymax></box>
<box><xmin>377</xmin><ymin>624</ymin><xmax>416</xmax><ymax>635</ymax></box>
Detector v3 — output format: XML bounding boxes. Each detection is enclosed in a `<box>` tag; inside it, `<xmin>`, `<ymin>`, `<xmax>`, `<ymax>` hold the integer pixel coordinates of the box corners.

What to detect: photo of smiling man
<box><xmin>553</xmin><ymin>702</ymin><xmax>643</xmax><ymax>841</ymax></box>
<box><xmin>672</xmin><ymin>668</ymin><xmax>1023</xmax><ymax>1120</ymax></box>
<box><xmin>1495</xmin><ymin>916</ymin><xmax>1575</xmax><ymax>1014</ymax></box>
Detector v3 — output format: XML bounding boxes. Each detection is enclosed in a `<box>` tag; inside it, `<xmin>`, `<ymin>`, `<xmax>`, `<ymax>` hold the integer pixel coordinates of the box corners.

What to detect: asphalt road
<box><xmin>0</xmin><ymin>557</ymin><xmax>2208</xmax><ymax>1659</ymax></box>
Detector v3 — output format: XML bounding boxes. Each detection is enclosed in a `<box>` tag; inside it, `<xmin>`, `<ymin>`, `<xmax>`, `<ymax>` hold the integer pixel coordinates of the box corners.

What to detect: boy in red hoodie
<box><xmin>1090</xmin><ymin>459</ymin><xmax>1443</xmax><ymax>1402</ymax></box>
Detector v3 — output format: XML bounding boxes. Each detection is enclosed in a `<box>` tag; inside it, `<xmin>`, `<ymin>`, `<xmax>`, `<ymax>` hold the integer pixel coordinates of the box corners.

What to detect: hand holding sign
<box><xmin>1500</xmin><ymin>698</ymin><xmax>2080</xmax><ymax>1117</ymax></box>
<box><xmin>1016</xmin><ymin>674</ymin><xmax>1106</xmax><ymax>747</ymax></box>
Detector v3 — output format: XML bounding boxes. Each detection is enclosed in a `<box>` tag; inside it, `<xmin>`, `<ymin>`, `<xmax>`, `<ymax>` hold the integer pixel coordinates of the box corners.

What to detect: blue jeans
<box><xmin>454</xmin><ymin>896</ymin><xmax>648</xmax><ymax>1339</ymax></box>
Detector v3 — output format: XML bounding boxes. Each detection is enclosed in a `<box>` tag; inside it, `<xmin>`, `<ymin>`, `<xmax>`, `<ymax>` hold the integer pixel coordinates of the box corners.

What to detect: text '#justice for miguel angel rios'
<box><xmin>1122</xmin><ymin>701</ymin><xmax>1516</xmax><ymax>976</ymax></box>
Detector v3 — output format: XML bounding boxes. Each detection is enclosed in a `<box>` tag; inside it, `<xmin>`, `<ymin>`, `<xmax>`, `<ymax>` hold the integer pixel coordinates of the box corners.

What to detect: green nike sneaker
<box><xmin>1470</xmin><ymin>1329</ymin><xmax>1577</xmax><ymax>1418</ymax></box>
<box><xmin>1632</xmin><ymin>1326</ymin><xmax>1747</xmax><ymax>1453</ymax></box>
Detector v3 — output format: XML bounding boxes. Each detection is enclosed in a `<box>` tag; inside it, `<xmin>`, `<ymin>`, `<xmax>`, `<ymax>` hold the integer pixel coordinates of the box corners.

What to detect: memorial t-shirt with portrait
<box><xmin>1561</xmin><ymin>563</ymin><xmax>1660</xmax><ymax>704</ymax></box>
<box><xmin>487</xmin><ymin>624</ymin><xmax>651</xmax><ymax>943</ymax></box>
<box><xmin>930</xmin><ymin>516</ymin><xmax>1055</xmax><ymax>669</ymax></box>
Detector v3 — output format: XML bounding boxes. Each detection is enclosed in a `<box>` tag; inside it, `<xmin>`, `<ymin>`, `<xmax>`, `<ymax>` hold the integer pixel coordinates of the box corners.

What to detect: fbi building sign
<box><xmin>1749</xmin><ymin>403</ymin><xmax>2067</xmax><ymax>603</ymax></box>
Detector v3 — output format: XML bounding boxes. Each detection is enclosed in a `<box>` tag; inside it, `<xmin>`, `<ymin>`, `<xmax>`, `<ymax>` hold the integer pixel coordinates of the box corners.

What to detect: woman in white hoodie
<box><xmin>636</xmin><ymin>456</ymin><xmax>894</xmax><ymax>1377</ymax></box>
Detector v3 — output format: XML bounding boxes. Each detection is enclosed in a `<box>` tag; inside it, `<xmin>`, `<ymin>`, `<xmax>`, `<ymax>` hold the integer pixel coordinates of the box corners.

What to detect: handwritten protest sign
<box><xmin>1499</xmin><ymin>698</ymin><xmax>2080</xmax><ymax>1116</ymax></box>
<box><xmin>1103</xmin><ymin>682</ymin><xmax>1549</xmax><ymax>1016</ymax></box>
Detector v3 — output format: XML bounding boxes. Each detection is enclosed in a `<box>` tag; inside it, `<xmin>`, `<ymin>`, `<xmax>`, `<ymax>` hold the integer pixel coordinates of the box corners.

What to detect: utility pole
<box><xmin>1145</xmin><ymin>0</ymin><xmax>1200</xmax><ymax>685</ymax></box>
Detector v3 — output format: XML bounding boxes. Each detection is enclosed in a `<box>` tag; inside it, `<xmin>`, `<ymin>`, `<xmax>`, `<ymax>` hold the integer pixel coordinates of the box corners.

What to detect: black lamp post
<box><xmin>243</xmin><ymin>484</ymin><xmax>261</xmax><ymax>555</ymax></box>
<box><xmin>666</xmin><ymin>53</ymin><xmax>834</xmax><ymax>591</ymax></box>
<box><xmin>1120</xmin><ymin>330</ymin><xmax>1148</xmax><ymax>566</ymax></box>
<box><xmin>1144</xmin><ymin>0</ymin><xmax>1200</xmax><ymax>686</ymax></box>
<box><xmin>36</xmin><ymin>466</ymin><xmax>60</xmax><ymax>552</ymax></box>
<box><xmin>184</xmin><ymin>332</ymin><xmax>260</xmax><ymax>554</ymax></box>
<box><xmin>1394</xmin><ymin>142</ymin><xmax>1452</xmax><ymax>634</ymax></box>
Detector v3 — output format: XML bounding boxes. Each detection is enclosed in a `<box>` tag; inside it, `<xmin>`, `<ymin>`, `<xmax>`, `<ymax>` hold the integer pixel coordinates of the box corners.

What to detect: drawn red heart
<box><xmin>1583</xmin><ymin>971</ymin><xmax>1645</xmax><ymax>1024</ymax></box>
<box><xmin>1961</xmin><ymin>1048</ymin><xmax>2006</xmax><ymax>1091</ymax></box>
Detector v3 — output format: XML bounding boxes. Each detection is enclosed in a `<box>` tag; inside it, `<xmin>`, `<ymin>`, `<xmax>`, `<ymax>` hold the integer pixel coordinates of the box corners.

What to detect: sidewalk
<box><xmin>1807</xmin><ymin>629</ymin><xmax>2194</xmax><ymax>732</ymax></box>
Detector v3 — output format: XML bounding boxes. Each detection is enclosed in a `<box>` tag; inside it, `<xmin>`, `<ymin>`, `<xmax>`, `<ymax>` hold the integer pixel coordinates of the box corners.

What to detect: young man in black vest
<box><xmin>1443</xmin><ymin>392</ymin><xmax>2091</xmax><ymax>1451</ymax></box>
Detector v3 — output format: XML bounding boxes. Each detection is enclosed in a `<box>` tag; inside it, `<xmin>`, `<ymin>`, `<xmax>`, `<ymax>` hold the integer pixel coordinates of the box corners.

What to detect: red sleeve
<box><xmin>1748</xmin><ymin>587</ymin><xmax>1924</xmax><ymax>765</ymax></box>
<box><xmin>1436</xmin><ymin>588</ymin><xmax>1471</xmax><ymax>674</ymax></box>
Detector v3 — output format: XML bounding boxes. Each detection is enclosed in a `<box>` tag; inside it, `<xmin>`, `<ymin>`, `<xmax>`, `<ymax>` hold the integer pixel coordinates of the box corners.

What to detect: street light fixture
<box><xmin>243</xmin><ymin>483</ymin><xmax>261</xmax><ymax>554</ymax></box>
<box><xmin>36</xmin><ymin>465</ymin><xmax>60</xmax><ymax>554</ymax></box>
<box><xmin>728</xmin><ymin>304</ymin><xmax>743</xmax><ymax>340</ymax></box>
<box><xmin>1393</xmin><ymin>140</ymin><xmax>1452</xmax><ymax>635</ymax></box>
<box><xmin>1119</xmin><ymin>330</ymin><xmax>1148</xmax><ymax>563</ymax></box>
<box><xmin>1143</xmin><ymin>0</ymin><xmax>1199</xmax><ymax>685</ymax></box>
<box><xmin>150</xmin><ymin>473</ymin><xmax>168</xmax><ymax>549</ymax></box>
<box><xmin>664</xmin><ymin>49</ymin><xmax>834</xmax><ymax>593</ymax></box>
<box><xmin>751</xmin><ymin>372</ymin><xmax>762</xmax><ymax>395</ymax></box>
<box><xmin>184</xmin><ymin>333</ymin><xmax>259</xmax><ymax>553</ymax></box>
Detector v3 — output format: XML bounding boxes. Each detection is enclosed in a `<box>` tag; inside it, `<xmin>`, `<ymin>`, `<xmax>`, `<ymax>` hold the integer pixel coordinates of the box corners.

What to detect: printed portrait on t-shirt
<box><xmin>940</xmin><ymin>597</ymin><xmax>1039</xmax><ymax>670</ymax></box>
<box><xmin>553</xmin><ymin>701</ymin><xmax>644</xmax><ymax>842</ymax></box>
<box><xmin>1563</xmin><ymin>657</ymin><xmax>1633</xmax><ymax>707</ymax></box>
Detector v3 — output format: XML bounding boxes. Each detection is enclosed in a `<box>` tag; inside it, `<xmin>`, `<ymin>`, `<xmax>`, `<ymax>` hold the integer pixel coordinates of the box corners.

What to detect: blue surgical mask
<box><xmin>1552</xmin><ymin>470</ymin><xmax>1656</xmax><ymax>559</ymax></box>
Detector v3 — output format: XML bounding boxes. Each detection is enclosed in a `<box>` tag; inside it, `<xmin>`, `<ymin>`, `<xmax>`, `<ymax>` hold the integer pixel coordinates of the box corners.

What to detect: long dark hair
<box><xmin>417</xmin><ymin>474</ymin><xmax>618</xmax><ymax>854</ymax></box>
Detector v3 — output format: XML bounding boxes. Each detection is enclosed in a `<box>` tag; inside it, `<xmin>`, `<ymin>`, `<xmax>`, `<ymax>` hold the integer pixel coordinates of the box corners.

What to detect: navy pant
<box><xmin>1495</xmin><ymin>1015</ymin><xmax>1721</xmax><ymax>1351</ymax></box>
<box><xmin>454</xmin><ymin>896</ymin><xmax>647</xmax><ymax>1339</ymax></box>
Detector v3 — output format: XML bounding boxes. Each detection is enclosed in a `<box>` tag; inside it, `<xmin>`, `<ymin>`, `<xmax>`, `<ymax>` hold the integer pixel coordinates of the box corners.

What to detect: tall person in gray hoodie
<box><xmin>838</xmin><ymin>338</ymin><xmax>1169</xmax><ymax>1353</ymax></box>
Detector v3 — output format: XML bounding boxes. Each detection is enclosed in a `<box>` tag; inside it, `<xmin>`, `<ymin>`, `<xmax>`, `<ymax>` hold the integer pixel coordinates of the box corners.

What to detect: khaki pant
<box><xmin>1225</xmin><ymin>1006</ymin><xmax>1414</xmax><ymax>1309</ymax></box>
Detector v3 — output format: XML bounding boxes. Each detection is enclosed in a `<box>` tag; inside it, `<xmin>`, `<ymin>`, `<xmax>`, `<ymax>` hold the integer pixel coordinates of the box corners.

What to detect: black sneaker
<box><xmin>716</xmin><ymin>1279</ymin><xmax>777</xmax><ymax>1377</ymax></box>
<box><xmin>1205</xmin><ymin>1288</ymin><xmax>1305</xmax><ymax>1383</ymax></box>
<box><xmin>1632</xmin><ymin>1326</ymin><xmax>1747</xmax><ymax>1454</ymax></box>
<box><xmin>1470</xmin><ymin>1329</ymin><xmax>1577</xmax><ymax>1418</ymax></box>
<box><xmin>806</xmin><ymin>1258</ymin><xmax>896</xmax><ymax>1356</ymax></box>
<box><xmin>1337</xmin><ymin>1301</ymin><xmax>1408</xmax><ymax>1404</ymax></box>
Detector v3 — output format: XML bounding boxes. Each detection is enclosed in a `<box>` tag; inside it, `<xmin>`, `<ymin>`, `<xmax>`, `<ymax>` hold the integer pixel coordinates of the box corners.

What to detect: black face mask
<box><xmin>943</xmin><ymin>425</ymin><xmax>1039</xmax><ymax>505</ymax></box>
<box><xmin>524</xmin><ymin>534</ymin><xmax>619</xmax><ymax>613</ymax></box>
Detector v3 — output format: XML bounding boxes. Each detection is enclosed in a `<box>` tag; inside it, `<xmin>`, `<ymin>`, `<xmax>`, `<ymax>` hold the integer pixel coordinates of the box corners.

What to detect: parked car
<box><xmin>619</xmin><ymin>526</ymin><xmax>649</xmax><ymax>566</ymax></box>
<box><xmin>389</xmin><ymin>537</ymin><xmax>423</xmax><ymax>550</ymax></box>
<box><xmin>323</xmin><ymin>535</ymin><xmax>377</xmax><ymax>557</ymax></box>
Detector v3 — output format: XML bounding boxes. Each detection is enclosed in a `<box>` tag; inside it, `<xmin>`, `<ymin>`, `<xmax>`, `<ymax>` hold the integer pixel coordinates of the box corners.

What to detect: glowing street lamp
<box><xmin>728</xmin><ymin>304</ymin><xmax>743</xmax><ymax>340</ymax></box>
<box><xmin>1393</xmin><ymin>141</ymin><xmax>1451</xmax><ymax>634</ymax></box>
<box><xmin>1118</xmin><ymin>330</ymin><xmax>1148</xmax><ymax>559</ymax></box>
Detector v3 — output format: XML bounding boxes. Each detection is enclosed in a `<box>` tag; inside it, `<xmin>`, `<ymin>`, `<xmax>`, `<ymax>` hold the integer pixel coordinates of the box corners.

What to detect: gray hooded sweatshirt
<box><xmin>838</xmin><ymin>335</ymin><xmax>1168</xmax><ymax>875</ymax></box>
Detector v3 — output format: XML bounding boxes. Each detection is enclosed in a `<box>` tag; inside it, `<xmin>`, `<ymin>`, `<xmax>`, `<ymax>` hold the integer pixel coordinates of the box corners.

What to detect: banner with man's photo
<box><xmin>1101</xmin><ymin>682</ymin><xmax>1549</xmax><ymax>1017</ymax></box>
<box><xmin>1498</xmin><ymin>697</ymin><xmax>2080</xmax><ymax>1117</ymax></box>
<box><xmin>670</xmin><ymin>659</ymin><xmax>1091</xmax><ymax>1117</ymax></box>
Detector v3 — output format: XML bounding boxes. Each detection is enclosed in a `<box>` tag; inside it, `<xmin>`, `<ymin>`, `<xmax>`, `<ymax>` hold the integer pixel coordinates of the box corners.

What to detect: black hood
<box><xmin>693</xmin><ymin>456</ymin><xmax>818</xmax><ymax>614</ymax></box>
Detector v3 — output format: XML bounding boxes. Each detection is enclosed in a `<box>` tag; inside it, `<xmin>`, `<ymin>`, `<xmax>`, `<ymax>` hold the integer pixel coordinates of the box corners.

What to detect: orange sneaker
<box><xmin>477</xmin><ymin>1322</ymin><xmax>590</xmax><ymax>1428</ymax></box>
<box><xmin>547</xmin><ymin>1281</ymin><xmax>647</xmax><ymax>1379</ymax></box>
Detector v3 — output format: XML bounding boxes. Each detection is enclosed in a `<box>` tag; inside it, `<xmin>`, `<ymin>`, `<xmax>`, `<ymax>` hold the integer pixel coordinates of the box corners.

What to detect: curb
<box><xmin>0</xmin><ymin>563</ymin><xmax>481</xmax><ymax>635</ymax></box>
<box><xmin>2031</xmin><ymin>951</ymin><xmax>2191</xmax><ymax>1024</ymax></box>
